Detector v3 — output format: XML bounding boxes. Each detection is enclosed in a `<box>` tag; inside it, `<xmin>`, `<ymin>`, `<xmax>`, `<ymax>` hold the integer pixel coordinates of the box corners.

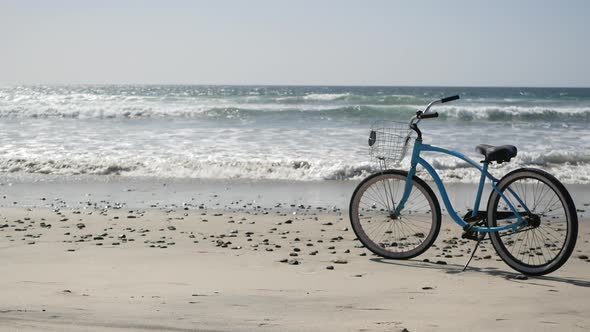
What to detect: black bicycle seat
<box><xmin>475</xmin><ymin>144</ymin><xmax>517</xmax><ymax>163</ymax></box>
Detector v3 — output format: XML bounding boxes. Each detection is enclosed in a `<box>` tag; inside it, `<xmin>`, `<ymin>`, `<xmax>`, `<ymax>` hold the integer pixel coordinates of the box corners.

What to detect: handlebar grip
<box><xmin>419</xmin><ymin>112</ymin><xmax>439</xmax><ymax>119</ymax></box>
<box><xmin>441</xmin><ymin>95</ymin><xmax>460</xmax><ymax>103</ymax></box>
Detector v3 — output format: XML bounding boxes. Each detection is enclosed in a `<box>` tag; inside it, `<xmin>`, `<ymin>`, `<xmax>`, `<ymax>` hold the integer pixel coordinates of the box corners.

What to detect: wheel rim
<box><xmin>491</xmin><ymin>174</ymin><xmax>570</xmax><ymax>269</ymax></box>
<box><xmin>352</xmin><ymin>173</ymin><xmax>437</xmax><ymax>258</ymax></box>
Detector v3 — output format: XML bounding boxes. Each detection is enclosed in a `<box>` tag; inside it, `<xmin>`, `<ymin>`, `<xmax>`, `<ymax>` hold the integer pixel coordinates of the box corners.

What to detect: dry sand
<box><xmin>1</xmin><ymin>197</ymin><xmax>590</xmax><ymax>332</ymax></box>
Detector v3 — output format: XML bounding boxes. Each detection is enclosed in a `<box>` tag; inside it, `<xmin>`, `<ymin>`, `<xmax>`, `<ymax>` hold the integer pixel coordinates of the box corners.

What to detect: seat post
<box><xmin>472</xmin><ymin>162</ymin><xmax>488</xmax><ymax>218</ymax></box>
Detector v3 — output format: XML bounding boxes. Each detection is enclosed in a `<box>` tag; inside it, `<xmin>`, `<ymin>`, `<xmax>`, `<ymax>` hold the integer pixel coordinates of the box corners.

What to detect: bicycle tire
<box><xmin>349</xmin><ymin>170</ymin><xmax>441</xmax><ymax>259</ymax></box>
<box><xmin>487</xmin><ymin>168</ymin><xmax>578</xmax><ymax>276</ymax></box>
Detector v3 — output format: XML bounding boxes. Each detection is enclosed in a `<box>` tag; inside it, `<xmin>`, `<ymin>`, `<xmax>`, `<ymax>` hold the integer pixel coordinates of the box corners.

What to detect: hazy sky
<box><xmin>1</xmin><ymin>0</ymin><xmax>589</xmax><ymax>87</ymax></box>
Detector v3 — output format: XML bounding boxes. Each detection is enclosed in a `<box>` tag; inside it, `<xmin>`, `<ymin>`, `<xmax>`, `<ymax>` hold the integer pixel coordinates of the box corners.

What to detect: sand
<box><xmin>1</xmin><ymin>180</ymin><xmax>590</xmax><ymax>331</ymax></box>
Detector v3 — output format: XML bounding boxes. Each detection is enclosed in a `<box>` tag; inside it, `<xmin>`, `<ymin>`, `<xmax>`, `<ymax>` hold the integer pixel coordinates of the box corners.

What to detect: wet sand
<box><xmin>1</xmin><ymin>180</ymin><xmax>590</xmax><ymax>331</ymax></box>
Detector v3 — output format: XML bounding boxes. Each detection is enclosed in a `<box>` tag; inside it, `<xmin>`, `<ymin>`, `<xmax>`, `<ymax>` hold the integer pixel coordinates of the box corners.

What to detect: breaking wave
<box><xmin>0</xmin><ymin>104</ymin><xmax>588</xmax><ymax>122</ymax></box>
<box><xmin>1</xmin><ymin>151</ymin><xmax>589</xmax><ymax>183</ymax></box>
<box><xmin>1</xmin><ymin>85</ymin><xmax>589</xmax><ymax>122</ymax></box>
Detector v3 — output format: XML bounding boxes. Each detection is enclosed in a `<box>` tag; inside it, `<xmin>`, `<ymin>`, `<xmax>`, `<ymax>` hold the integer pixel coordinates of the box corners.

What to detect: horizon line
<box><xmin>2</xmin><ymin>82</ymin><xmax>590</xmax><ymax>89</ymax></box>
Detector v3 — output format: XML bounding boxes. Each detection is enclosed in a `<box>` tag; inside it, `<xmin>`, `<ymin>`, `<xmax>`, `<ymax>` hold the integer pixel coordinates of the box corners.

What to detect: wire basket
<box><xmin>368</xmin><ymin>120</ymin><xmax>413</xmax><ymax>167</ymax></box>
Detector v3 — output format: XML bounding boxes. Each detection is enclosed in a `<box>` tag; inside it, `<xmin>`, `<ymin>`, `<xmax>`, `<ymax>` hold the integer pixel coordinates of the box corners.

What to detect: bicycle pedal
<box><xmin>461</xmin><ymin>231</ymin><xmax>481</xmax><ymax>241</ymax></box>
<box><xmin>462</xmin><ymin>211</ymin><xmax>487</xmax><ymax>241</ymax></box>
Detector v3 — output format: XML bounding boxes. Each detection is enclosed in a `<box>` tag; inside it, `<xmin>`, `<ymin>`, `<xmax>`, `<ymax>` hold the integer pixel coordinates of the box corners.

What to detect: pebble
<box><xmin>10</xmin><ymin>196</ymin><xmax>542</xmax><ymax>291</ymax></box>
<box><xmin>578</xmin><ymin>255</ymin><xmax>589</xmax><ymax>260</ymax></box>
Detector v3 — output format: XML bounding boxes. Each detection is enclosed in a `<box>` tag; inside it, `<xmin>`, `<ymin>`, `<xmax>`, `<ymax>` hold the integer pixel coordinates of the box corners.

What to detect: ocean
<box><xmin>0</xmin><ymin>85</ymin><xmax>589</xmax><ymax>184</ymax></box>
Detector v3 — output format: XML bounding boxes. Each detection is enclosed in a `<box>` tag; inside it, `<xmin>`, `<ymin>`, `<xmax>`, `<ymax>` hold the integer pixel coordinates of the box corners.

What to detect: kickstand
<box><xmin>462</xmin><ymin>236</ymin><xmax>484</xmax><ymax>272</ymax></box>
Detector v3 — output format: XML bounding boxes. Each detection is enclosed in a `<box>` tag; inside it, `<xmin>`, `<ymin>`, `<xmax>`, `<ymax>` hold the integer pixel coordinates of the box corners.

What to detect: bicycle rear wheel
<box><xmin>349</xmin><ymin>170</ymin><xmax>441</xmax><ymax>259</ymax></box>
<box><xmin>487</xmin><ymin>168</ymin><xmax>578</xmax><ymax>275</ymax></box>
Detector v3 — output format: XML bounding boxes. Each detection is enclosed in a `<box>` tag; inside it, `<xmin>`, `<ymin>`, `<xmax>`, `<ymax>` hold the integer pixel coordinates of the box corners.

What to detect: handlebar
<box><xmin>410</xmin><ymin>95</ymin><xmax>460</xmax><ymax>139</ymax></box>
<box><xmin>416</xmin><ymin>95</ymin><xmax>460</xmax><ymax>120</ymax></box>
<box><xmin>441</xmin><ymin>95</ymin><xmax>460</xmax><ymax>103</ymax></box>
<box><xmin>418</xmin><ymin>111</ymin><xmax>438</xmax><ymax>119</ymax></box>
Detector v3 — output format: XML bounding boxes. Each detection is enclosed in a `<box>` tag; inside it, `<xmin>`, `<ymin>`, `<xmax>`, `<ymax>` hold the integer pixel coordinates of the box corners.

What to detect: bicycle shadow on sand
<box><xmin>370</xmin><ymin>257</ymin><xmax>590</xmax><ymax>288</ymax></box>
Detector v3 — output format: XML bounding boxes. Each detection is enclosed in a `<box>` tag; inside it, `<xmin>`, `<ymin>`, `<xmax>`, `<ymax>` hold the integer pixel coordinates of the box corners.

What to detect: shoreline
<box><xmin>1</xmin><ymin>175</ymin><xmax>588</xmax><ymax>218</ymax></box>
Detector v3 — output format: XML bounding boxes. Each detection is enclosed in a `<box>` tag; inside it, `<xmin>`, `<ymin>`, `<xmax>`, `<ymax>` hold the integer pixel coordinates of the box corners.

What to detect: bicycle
<box><xmin>349</xmin><ymin>95</ymin><xmax>578</xmax><ymax>276</ymax></box>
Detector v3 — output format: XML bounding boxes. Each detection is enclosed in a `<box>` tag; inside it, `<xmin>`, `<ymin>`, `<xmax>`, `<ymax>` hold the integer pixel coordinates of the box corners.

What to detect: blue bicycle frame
<box><xmin>394</xmin><ymin>139</ymin><xmax>528</xmax><ymax>233</ymax></box>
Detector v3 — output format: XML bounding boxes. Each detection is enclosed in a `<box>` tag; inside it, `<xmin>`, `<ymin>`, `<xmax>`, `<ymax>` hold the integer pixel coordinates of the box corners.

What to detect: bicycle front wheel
<box><xmin>487</xmin><ymin>168</ymin><xmax>578</xmax><ymax>275</ymax></box>
<box><xmin>349</xmin><ymin>170</ymin><xmax>441</xmax><ymax>259</ymax></box>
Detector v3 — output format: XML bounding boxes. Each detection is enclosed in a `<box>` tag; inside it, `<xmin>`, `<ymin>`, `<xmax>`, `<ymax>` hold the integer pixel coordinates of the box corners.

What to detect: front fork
<box><xmin>392</xmin><ymin>165</ymin><xmax>417</xmax><ymax>216</ymax></box>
